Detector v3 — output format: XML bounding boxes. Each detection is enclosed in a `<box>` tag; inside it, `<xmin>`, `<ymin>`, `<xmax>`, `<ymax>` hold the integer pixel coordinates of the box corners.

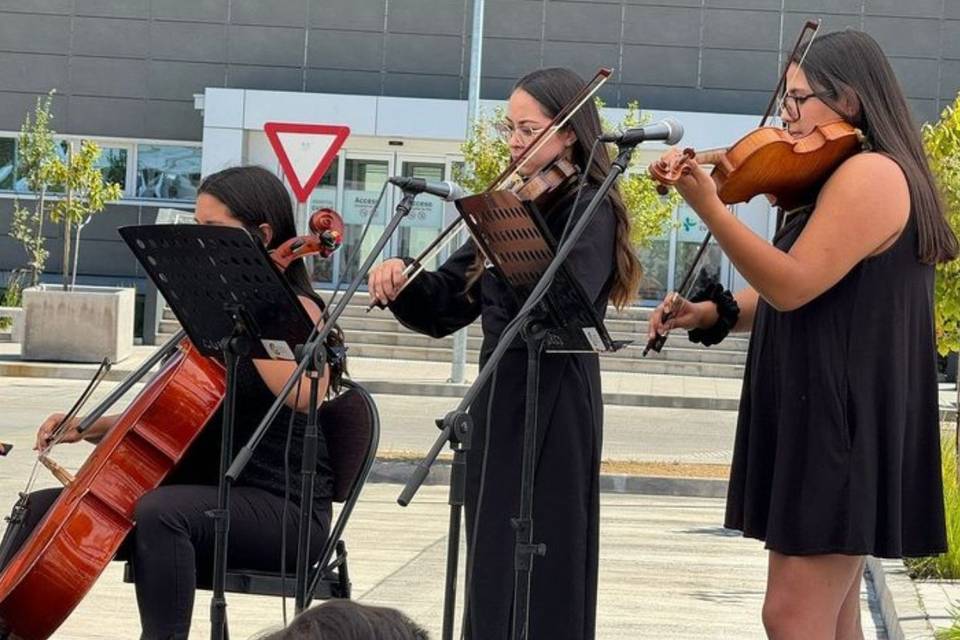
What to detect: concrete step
<box><xmin>163</xmin><ymin>307</ymin><xmax>752</xmax><ymax>352</ymax></box>
<box><xmin>344</xmin><ymin>343</ymin><xmax>745</xmax><ymax>378</ymax></box>
<box><xmin>333</xmin><ymin>315</ymin><xmax>751</xmax><ymax>352</ymax></box>
<box><xmin>160</xmin><ymin>291</ymin><xmax>751</xmax><ymax>378</ymax></box>
<box><xmin>151</xmin><ymin>328</ymin><xmax>746</xmax><ymax>377</ymax></box>
<box><xmin>340</xmin><ymin>328</ymin><xmax>745</xmax><ymax>365</ymax></box>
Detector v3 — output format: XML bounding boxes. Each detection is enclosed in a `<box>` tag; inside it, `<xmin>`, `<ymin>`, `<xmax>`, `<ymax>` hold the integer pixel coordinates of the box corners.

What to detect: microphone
<box><xmin>599</xmin><ymin>117</ymin><xmax>684</xmax><ymax>146</ymax></box>
<box><xmin>308</xmin><ymin>207</ymin><xmax>344</xmax><ymax>256</ymax></box>
<box><xmin>387</xmin><ymin>176</ymin><xmax>465</xmax><ymax>202</ymax></box>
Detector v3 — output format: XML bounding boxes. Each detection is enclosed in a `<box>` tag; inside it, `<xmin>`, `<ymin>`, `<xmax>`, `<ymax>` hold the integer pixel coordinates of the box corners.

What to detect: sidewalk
<box><xmin>0</xmin><ymin>379</ymin><xmax>884</xmax><ymax>638</ymax></box>
<box><xmin>2</xmin><ymin>342</ymin><xmax>957</xmax><ymax>417</ymax></box>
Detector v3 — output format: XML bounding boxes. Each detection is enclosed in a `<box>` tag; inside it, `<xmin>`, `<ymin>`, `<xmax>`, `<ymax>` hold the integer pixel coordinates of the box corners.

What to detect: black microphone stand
<box><xmin>226</xmin><ymin>187</ymin><xmax>419</xmax><ymax>615</ymax></box>
<box><xmin>398</xmin><ymin>139</ymin><xmax>640</xmax><ymax>640</ymax></box>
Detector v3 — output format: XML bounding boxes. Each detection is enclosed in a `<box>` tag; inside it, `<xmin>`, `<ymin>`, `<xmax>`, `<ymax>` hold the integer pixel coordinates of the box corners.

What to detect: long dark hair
<box><xmin>468</xmin><ymin>67</ymin><xmax>642</xmax><ymax>308</ymax></box>
<box><xmin>793</xmin><ymin>29</ymin><xmax>958</xmax><ymax>264</ymax></box>
<box><xmin>198</xmin><ymin>165</ymin><xmax>346</xmax><ymax>391</ymax></box>
<box><xmin>256</xmin><ymin>600</ymin><xmax>429</xmax><ymax>639</ymax></box>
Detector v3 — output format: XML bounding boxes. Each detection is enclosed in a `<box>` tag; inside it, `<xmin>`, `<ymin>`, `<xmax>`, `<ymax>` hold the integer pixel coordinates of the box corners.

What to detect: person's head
<box><xmin>257</xmin><ymin>600</ymin><xmax>429</xmax><ymax>640</ymax></box>
<box><xmin>784</xmin><ymin>29</ymin><xmax>958</xmax><ymax>264</ymax></box>
<box><xmin>495</xmin><ymin>67</ymin><xmax>642</xmax><ymax>308</ymax></box>
<box><xmin>196</xmin><ymin>165</ymin><xmax>346</xmax><ymax>389</ymax></box>
<box><xmin>196</xmin><ymin>164</ymin><xmax>310</xmax><ymax>288</ymax></box>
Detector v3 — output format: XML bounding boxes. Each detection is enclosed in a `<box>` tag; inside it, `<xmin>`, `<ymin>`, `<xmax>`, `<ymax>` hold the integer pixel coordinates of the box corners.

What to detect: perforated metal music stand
<box><xmin>120</xmin><ymin>224</ymin><xmax>315</xmax><ymax>360</ymax></box>
<box><xmin>455</xmin><ymin>189</ymin><xmax>628</xmax><ymax>353</ymax></box>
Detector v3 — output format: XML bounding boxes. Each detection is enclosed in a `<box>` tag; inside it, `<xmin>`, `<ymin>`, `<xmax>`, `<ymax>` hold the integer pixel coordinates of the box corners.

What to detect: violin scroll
<box><xmin>649</xmin><ymin>148</ymin><xmax>697</xmax><ymax>195</ymax></box>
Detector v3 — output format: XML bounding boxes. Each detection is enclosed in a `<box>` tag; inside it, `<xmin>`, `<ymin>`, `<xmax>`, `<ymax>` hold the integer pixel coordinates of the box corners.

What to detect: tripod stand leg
<box><xmin>442</xmin><ymin>450</ymin><xmax>465</xmax><ymax>640</ymax></box>
<box><xmin>295</xmin><ymin>369</ymin><xmax>321</xmax><ymax>614</ymax></box>
<box><xmin>511</xmin><ymin>327</ymin><xmax>547</xmax><ymax>640</ymax></box>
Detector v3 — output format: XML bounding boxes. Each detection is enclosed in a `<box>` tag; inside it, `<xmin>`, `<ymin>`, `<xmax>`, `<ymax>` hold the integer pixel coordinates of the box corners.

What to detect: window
<box><xmin>136</xmin><ymin>145</ymin><xmax>201</xmax><ymax>200</ymax></box>
<box><xmin>0</xmin><ymin>138</ymin><xmax>14</xmax><ymax>190</ymax></box>
<box><xmin>13</xmin><ymin>140</ymin><xmax>68</xmax><ymax>193</ymax></box>
<box><xmin>94</xmin><ymin>146</ymin><xmax>128</xmax><ymax>191</ymax></box>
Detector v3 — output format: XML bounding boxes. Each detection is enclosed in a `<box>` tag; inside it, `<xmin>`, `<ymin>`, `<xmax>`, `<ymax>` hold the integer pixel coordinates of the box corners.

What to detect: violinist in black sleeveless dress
<box><xmin>368</xmin><ymin>68</ymin><xmax>642</xmax><ymax>640</ymax></box>
<box><xmin>0</xmin><ymin>166</ymin><xmax>342</xmax><ymax>640</ymax></box>
<box><xmin>650</xmin><ymin>30</ymin><xmax>956</xmax><ymax>639</ymax></box>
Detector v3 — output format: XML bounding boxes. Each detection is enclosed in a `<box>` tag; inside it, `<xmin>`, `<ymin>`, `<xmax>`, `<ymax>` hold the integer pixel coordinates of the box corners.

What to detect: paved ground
<box><xmin>0</xmin><ymin>377</ymin><xmax>889</xmax><ymax>639</ymax></box>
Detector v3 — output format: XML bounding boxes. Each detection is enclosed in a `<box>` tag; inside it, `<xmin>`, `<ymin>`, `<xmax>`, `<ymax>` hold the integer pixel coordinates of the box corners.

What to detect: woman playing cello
<box><xmin>649</xmin><ymin>30</ymin><xmax>957</xmax><ymax>638</ymax></box>
<box><xmin>0</xmin><ymin>165</ymin><xmax>343</xmax><ymax>640</ymax></box>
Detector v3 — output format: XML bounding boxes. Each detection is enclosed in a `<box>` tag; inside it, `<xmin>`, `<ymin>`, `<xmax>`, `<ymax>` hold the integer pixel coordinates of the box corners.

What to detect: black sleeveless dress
<box><xmin>168</xmin><ymin>355</ymin><xmax>335</xmax><ymax>518</ymax></box>
<box><xmin>724</xmin><ymin>207</ymin><xmax>948</xmax><ymax>558</ymax></box>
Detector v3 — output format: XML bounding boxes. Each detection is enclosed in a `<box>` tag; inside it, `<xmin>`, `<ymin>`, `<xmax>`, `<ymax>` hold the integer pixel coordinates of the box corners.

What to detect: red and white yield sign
<box><xmin>264</xmin><ymin>122</ymin><xmax>350</xmax><ymax>203</ymax></box>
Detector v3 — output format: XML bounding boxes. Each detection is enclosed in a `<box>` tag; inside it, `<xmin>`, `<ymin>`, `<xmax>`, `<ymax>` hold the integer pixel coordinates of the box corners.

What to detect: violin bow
<box><xmin>645</xmin><ymin>20</ymin><xmax>821</xmax><ymax>356</ymax></box>
<box><xmin>43</xmin><ymin>357</ymin><xmax>112</xmax><ymax>451</ymax></box>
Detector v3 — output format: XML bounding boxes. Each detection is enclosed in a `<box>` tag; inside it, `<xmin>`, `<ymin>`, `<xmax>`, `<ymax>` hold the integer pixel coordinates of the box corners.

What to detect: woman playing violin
<box><xmin>367</xmin><ymin>67</ymin><xmax>641</xmax><ymax>640</ymax></box>
<box><xmin>650</xmin><ymin>30</ymin><xmax>957</xmax><ymax>639</ymax></box>
<box><xmin>0</xmin><ymin>165</ymin><xmax>343</xmax><ymax>640</ymax></box>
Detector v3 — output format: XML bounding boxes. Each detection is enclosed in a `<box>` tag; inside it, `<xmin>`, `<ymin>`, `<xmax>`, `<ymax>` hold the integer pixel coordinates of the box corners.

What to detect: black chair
<box><xmin>124</xmin><ymin>378</ymin><xmax>380</xmax><ymax>606</ymax></box>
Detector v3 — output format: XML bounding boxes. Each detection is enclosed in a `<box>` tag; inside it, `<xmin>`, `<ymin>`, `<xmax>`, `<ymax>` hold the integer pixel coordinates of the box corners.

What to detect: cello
<box><xmin>0</xmin><ymin>209</ymin><xmax>343</xmax><ymax>640</ymax></box>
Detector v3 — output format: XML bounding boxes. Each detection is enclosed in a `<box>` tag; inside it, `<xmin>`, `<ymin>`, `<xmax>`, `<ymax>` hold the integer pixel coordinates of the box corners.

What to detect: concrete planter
<box><xmin>21</xmin><ymin>285</ymin><xmax>135</xmax><ymax>363</ymax></box>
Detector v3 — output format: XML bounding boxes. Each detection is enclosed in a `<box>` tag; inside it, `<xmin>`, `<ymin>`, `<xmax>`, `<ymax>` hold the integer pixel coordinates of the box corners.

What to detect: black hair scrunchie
<box><xmin>687</xmin><ymin>282</ymin><xmax>740</xmax><ymax>347</ymax></box>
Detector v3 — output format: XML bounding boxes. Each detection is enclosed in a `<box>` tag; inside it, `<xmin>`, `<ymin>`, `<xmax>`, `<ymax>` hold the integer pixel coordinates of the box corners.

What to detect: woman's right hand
<box><xmin>367</xmin><ymin>258</ymin><xmax>409</xmax><ymax>306</ymax></box>
<box><xmin>647</xmin><ymin>293</ymin><xmax>715</xmax><ymax>343</ymax></box>
<box><xmin>34</xmin><ymin>413</ymin><xmax>84</xmax><ymax>451</ymax></box>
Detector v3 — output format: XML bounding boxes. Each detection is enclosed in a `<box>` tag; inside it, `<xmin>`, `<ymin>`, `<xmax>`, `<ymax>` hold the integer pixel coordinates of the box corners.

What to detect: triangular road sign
<box><xmin>264</xmin><ymin>122</ymin><xmax>350</xmax><ymax>203</ymax></box>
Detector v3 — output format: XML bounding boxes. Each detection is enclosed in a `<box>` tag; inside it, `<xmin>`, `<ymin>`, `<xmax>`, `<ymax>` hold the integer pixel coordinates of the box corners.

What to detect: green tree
<box><xmin>924</xmin><ymin>93</ymin><xmax>960</xmax><ymax>477</ymax></box>
<box><xmin>452</xmin><ymin>100</ymin><xmax>679</xmax><ymax>253</ymax></box>
<box><xmin>927</xmin><ymin>98</ymin><xmax>960</xmax><ymax>353</ymax></box>
<box><xmin>8</xmin><ymin>92</ymin><xmax>60</xmax><ymax>299</ymax></box>
<box><xmin>603</xmin><ymin>100</ymin><xmax>681</xmax><ymax>247</ymax></box>
<box><xmin>48</xmin><ymin>139</ymin><xmax>123</xmax><ymax>290</ymax></box>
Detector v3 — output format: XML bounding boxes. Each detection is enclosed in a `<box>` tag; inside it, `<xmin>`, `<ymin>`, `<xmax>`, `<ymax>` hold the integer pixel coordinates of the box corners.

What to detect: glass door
<box><xmin>392</xmin><ymin>158</ymin><xmax>448</xmax><ymax>271</ymax></box>
<box><xmin>338</xmin><ymin>153</ymin><xmax>393</xmax><ymax>286</ymax></box>
<box><xmin>307</xmin><ymin>155</ymin><xmax>340</xmax><ymax>285</ymax></box>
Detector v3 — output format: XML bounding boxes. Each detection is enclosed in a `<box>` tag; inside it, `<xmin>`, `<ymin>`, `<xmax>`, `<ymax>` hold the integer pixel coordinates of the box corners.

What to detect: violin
<box><xmin>0</xmin><ymin>212</ymin><xmax>343</xmax><ymax>640</ymax></box>
<box><xmin>506</xmin><ymin>156</ymin><xmax>580</xmax><ymax>211</ymax></box>
<box><xmin>648</xmin><ymin>119</ymin><xmax>864</xmax><ymax>211</ymax></box>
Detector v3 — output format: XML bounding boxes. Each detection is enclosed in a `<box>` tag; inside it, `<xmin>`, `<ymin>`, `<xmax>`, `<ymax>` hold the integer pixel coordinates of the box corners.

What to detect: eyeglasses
<box><xmin>780</xmin><ymin>91</ymin><xmax>829</xmax><ymax>120</ymax></box>
<box><xmin>494</xmin><ymin>121</ymin><xmax>547</xmax><ymax>143</ymax></box>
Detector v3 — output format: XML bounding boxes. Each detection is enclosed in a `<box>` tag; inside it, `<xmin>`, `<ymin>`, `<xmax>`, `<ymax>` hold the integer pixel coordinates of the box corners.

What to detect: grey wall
<box><xmin>0</xmin><ymin>198</ymin><xmax>158</xmax><ymax>281</ymax></box>
<box><xmin>0</xmin><ymin>0</ymin><xmax>956</xmax><ymax>142</ymax></box>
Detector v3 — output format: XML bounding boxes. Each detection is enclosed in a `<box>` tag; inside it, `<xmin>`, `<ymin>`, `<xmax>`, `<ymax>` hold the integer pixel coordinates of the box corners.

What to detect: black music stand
<box><xmin>119</xmin><ymin>224</ymin><xmax>321</xmax><ymax>640</ymax></box>
<box><xmin>455</xmin><ymin>190</ymin><xmax>628</xmax><ymax>354</ymax></box>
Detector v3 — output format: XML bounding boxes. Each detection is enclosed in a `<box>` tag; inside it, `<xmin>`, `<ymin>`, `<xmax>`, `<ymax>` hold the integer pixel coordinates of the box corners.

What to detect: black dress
<box><xmin>725</xmin><ymin>207</ymin><xmax>948</xmax><ymax>558</ymax></box>
<box><xmin>389</xmin><ymin>188</ymin><xmax>616</xmax><ymax>640</ymax></box>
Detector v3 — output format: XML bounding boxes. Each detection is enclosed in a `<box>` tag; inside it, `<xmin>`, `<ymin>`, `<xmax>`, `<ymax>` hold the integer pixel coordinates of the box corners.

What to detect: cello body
<box><xmin>0</xmin><ymin>340</ymin><xmax>224</xmax><ymax>640</ymax></box>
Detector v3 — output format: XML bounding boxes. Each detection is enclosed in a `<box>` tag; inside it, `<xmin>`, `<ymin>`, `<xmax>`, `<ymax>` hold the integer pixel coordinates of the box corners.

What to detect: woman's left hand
<box><xmin>656</xmin><ymin>151</ymin><xmax>721</xmax><ymax>216</ymax></box>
